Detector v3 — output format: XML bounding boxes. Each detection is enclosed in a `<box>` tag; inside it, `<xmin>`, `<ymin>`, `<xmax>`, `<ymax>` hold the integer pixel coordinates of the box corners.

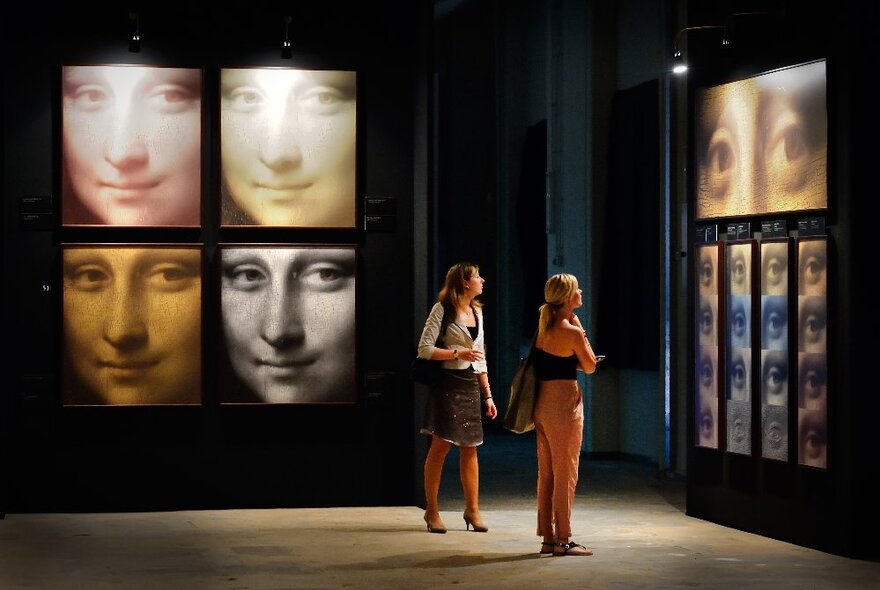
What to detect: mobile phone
<box><xmin>596</xmin><ymin>355</ymin><xmax>606</xmax><ymax>362</ymax></box>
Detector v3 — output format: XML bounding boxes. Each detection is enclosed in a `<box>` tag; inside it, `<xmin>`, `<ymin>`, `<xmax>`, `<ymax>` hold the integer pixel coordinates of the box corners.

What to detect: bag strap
<box><xmin>523</xmin><ymin>329</ymin><xmax>539</xmax><ymax>365</ymax></box>
<box><xmin>436</xmin><ymin>303</ymin><xmax>452</xmax><ymax>346</ymax></box>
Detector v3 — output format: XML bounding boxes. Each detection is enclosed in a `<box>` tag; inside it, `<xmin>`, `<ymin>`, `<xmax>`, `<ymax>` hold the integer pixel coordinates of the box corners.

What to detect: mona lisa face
<box><xmin>62</xmin><ymin>66</ymin><xmax>202</xmax><ymax>226</ymax></box>
<box><xmin>62</xmin><ymin>246</ymin><xmax>202</xmax><ymax>405</ymax></box>
<box><xmin>220</xmin><ymin>246</ymin><xmax>356</xmax><ymax>403</ymax></box>
<box><xmin>696</xmin><ymin>60</ymin><xmax>827</xmax><ymax>219</ymax></box>
<box><xmin>220</xmin><ymin>68</ymin><xmax>357</xmax><ymax>227</ymax></box>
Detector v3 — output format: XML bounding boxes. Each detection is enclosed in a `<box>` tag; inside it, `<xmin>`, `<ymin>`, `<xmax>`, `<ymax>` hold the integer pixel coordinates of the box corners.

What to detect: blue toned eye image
<box><xmin>728</xmin><ymin>348</ymin><xmax>751</xmax><ymax>402</ymax></box>
<box><xmin>728</xmin><ymin>295</ymin><xmax>751</xmax><ymax>350</ymax></box>
<box><xmin>761</xmin><ymin>295</ymin><xmax>788</xmax><ymax>351</ymax></box>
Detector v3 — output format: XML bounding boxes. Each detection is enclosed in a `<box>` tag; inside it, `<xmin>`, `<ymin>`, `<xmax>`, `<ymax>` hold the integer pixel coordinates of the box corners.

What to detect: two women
<box><xmin>417</xmin><ymin>263</ymin><xmax>497</xmax><ymax>533</ymax></box>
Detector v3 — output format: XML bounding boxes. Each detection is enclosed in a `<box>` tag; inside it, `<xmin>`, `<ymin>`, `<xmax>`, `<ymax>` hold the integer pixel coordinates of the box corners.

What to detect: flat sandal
<box><xmin>554</xmin><ymin>541</ymin><xmax>593</xmax><ymax>556</ymax></box>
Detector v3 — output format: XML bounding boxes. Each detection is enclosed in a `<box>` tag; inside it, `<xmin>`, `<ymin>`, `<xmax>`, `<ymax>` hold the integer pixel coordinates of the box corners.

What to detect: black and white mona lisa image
<box><xmin>760</xmin><ymin>239</ymin><xmax>790</xmax><ymax>460</ymax></box>
<box><xmin>694</xmin><ymin>244</ymin><xmax>720</xmax><ymax>449</ymax></box>
<box><xmin>726</xmin><ymin>242</ymin><xmax>753</xmax><ymax>455</ymax></box>
<box><xmin>62</xmin><ymin>245</ymin><xmax>203</xmax><ymax>406</ymax></box>
<box><xmin>219</xmin><ymin>244</ymin><xmax>357</xmax><ymax>404</ymax></box>
<box><xmin>797</xmin><ymin>237</ymin><xmax>827</xmax><ymax>468</ymax></box>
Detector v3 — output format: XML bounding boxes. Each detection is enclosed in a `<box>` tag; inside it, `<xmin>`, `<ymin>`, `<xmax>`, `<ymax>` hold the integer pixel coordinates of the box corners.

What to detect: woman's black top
<box><xmin>533</xmin><ymin>348</ymin><xmax>578</xmax><ymax>381</ymax></box>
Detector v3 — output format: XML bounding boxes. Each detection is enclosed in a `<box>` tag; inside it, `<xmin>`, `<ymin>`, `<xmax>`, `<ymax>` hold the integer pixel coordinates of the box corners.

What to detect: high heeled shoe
<box><xmin>462</xmin><ymin>510</ymin><xmax>488</xmax><ymax>532</ymax></box>
<box><xmin>424</xmin><ymin>512</ymin><xmax>447</xmax><ymax>534</ymax></box>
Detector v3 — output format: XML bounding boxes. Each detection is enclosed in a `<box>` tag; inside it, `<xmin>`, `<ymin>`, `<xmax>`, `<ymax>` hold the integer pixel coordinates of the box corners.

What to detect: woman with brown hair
<box><xmin>416</xmin><ymin>262</ymin><xmax>497</xmax><ymax>533</ymax></box>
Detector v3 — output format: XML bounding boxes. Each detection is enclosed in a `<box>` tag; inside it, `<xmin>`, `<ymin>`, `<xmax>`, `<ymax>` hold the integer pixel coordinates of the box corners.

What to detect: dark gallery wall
<box><xmin>0</xmin><ymin>2</ymin><xmax>428</xmax><ymax>512</ymax></box>
<box><xmin>681</xmin><ymin>0</ymin><xmax>879</xmax><ymax>558</ymax></box>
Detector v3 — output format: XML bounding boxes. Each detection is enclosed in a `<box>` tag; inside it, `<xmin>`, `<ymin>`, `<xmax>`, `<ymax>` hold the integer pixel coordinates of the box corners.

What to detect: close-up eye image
<box><xmin>727</xmin><ymin>244</ymin><xmax>752</xmax><ymax>295</ymax></box>
<box><xmin>728</xmin><ymin>348</ymin><xmax>751</xmax><ymax>402</ymax></box>
<box><xmin>761</xmin><ymin>349</ymin><xmax>789</xmax><ymax>406</ymax></box>
<box><xmin>727</xmin><ymin>399</ymin><xmax>751</xmax><ymax>455</ymax></box>
<box><xmin>761</xmin><ymin>295</ymin><xmax>788</xmax><ymax>351</ymax></box>
<box><xmin>728</xmin><ymin>295</ymin><xmax>751</xmax><ymax>349</ymax></box>
<box><xmin>761</xmin><ymin>241</ymin><xmax>788</xmax><ymax>296</ymax></box>
<box><xmin>798</xmin><ymin>238</ymin><xmax>827</xmax><ymax>296</ymax></box>
<box><xmin>696</xmin><ymin>346</ymin><xmax>718</xmax><ymax>449</ymax></box>
<box><xmin>698</xmin><ymin>245</ymin><xmax>718</xmax><ymax>294</ymax></box>
<box><xmin>698</xmin><ymin>295</ymin><xmax>718</xmax><ymax>346</ymax></box>
<box><xmin>761</xmin><ymin>404</ymin><xmax>788</xmax><ymax>461</ymax></box>
<box><xmin>798</xmin><ymin>296</ymin><xmax>827</xmax><ymax>353</ymax></box>
<box><xmin>798</xmin><ymin>408</ymin><xmax>828</xmax><ymax>469</ymax></box>
<box><xmin>798</xmin><ymin>352</ymin><xmax>827</xmax><ymax>410</ymax></box>
<box><xmin>695</xmin><ymin>59</ymin><xmax>827</xmax><ymax>220</ymax></box>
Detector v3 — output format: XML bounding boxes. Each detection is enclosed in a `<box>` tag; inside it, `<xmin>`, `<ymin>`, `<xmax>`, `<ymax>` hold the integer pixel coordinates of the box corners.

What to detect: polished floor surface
<box><xmin>1</xmin><ymin>432</ymin><xmax>878</xmax><ymax>589</ymax></box>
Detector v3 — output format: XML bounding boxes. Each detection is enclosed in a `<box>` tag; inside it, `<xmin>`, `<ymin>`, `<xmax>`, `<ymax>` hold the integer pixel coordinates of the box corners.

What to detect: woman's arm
<box><xmin>565</xmin><ymin>320</ymin><xmax>597</xmax><ymax>374</ymax></box>
<box><xmin>478</xmin><ymin>372</ymin><xmax>497</xmax><ymax>419</ymax></box>
<box><xmin>417</xmin><ymin>303</ymin><xmax>457</xmax><ymax>361</ymax></box>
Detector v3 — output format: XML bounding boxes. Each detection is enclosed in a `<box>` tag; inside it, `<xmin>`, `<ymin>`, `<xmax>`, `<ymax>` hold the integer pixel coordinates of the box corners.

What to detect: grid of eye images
<box><xmin>59</xmin><ymin>64</ymin><xmax>360</xmax><ymax>407</ymax></box>
<box><xmin>694</xmin><ymin>235</ymin><xmax>828</xmax><ymax>470</ymax></box>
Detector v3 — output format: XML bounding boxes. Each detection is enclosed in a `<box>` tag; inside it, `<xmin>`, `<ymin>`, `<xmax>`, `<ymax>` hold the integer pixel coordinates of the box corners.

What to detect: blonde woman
<box><xmin>417</xmin><ymin>262</ymin><xmax>497</xmax><ymax>533</ymax></box>
<box><xmin>533</xmin><ymin>273</ymin><xmax>599</xmax><ymax>555</ymax></box>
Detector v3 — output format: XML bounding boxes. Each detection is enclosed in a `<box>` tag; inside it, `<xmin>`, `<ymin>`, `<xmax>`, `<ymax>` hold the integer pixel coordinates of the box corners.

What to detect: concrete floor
<box><xmin>1</xmin><ymin>433</ymin><xmax>878</xmax><ymax>589</ymax></box>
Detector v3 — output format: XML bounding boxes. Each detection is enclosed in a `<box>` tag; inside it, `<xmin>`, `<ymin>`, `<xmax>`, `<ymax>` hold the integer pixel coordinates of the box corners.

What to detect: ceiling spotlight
<box><xmin>129</xmin><ymin>12</ymin><xmax>141</xmax><ymax>53</ymax></box>
<box><xmin>281</xmin><ymin>15</ymin><xmax>292</xmax><ymax>59</ymax></box>
<box><xmin>672</xmin><ymin>49</ymin><xmax>687</xmax><ymax>75</ymax></box>
<box><xmin>670</xmin><ymin>25</ymin><xmax>725</xmax><ymax>75</ymax></box>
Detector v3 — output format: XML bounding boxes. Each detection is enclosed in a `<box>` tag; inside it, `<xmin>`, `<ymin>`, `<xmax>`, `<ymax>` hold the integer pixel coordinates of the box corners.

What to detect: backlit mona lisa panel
<box><xmin>797</xmin><ymin>236</ymin><xmax>828</xmax><ymax>469</ymax></box>
<box><xmin>61</xmin><ymin>244</ymin><xmax>203</xmax><ymax>406</ymax></box>
<box><xmin>695</xmin><ymin>243</ymin><xmax>720</xmax><ymax>449</ymax></box>
<box><xmin>695</xmin><ymin>59</ymin><xmax>827</xmax><ymax>220</ymax></box>
<box><xmin>760</xmin><ymin>239</ymin><xmax>790</xmax><ymax>461</ymax></box>
<box><xmin>725</xmin><ymin>241</ymin><xmax>754</xmax><ymax>455</ymax></box>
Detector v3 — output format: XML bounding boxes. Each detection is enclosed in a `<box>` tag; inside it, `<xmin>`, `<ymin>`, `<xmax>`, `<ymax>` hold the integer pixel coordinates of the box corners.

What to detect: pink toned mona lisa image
<box><xmin>61</xmin><ymin>65</ymin><xmax>202</xmax><ymax>226</ymax></box>
<box><xmin>220</xmin><ymin>68</ymin><xmax>357</xmax><ymax>227</ymax></box>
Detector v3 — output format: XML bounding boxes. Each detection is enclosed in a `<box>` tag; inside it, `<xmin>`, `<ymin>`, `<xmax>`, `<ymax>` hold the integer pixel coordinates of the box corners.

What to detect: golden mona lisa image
<box><xmin>62</xmin><ymin>245</ymin><xmax>202</xmax><ymax>406</ymax></box>
<box><xmin>219</xmin><ymin>68</ymin><xmax>357</xmax><ymax>228</ymax></box>
<box><xmin>695</xmin><ymin>59</ymin><xmax>827</xmax><ymax>220</ymax></box>
<box><xmin>61</xmin><ymin>65</ymin><xmax>203</xmax><ymax>227</ymax></box>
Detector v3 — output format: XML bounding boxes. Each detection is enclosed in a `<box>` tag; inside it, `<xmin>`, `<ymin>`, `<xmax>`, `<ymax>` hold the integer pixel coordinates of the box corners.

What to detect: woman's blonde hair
<box><xmin>438</xmin><ymin>262</ymin><xmax>482</xmax><ymax>310</ymax></box>
<box><xmin>538</xmin><ymin>273</ymin><xmax>579</xmax><ymax>337</ymax></box>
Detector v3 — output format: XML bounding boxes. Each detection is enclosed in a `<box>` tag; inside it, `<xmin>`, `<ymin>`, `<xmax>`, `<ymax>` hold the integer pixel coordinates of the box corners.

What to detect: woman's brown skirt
<box><xmin>420</xmin><ymin>369</ymin><xmax>483</xmax><ymax>447</ymax></box>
